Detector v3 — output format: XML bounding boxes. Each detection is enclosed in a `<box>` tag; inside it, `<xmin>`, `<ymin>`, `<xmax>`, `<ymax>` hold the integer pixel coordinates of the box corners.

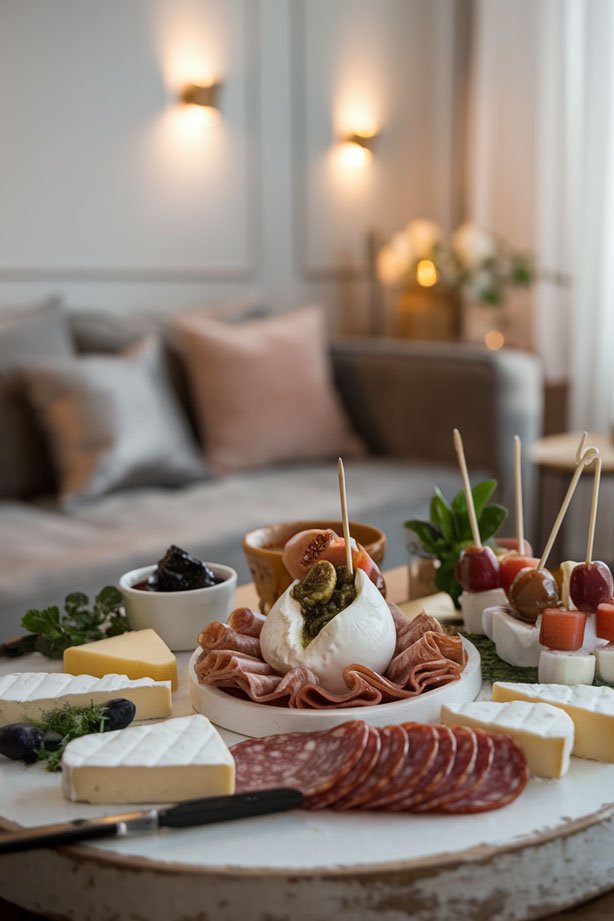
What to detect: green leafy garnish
<box><xmin>33</xmin><ymin>702</ymin><xmax>110</xmax><ymax>772</ymax></box>
<box><xmin>461</xmin><ymin>632</ymin><xmax>538</xmax><ymax>683</ymax></box>
<box><xmin>405</xmin><ymin>479</ymin><xmax>508</xmax><ymax>607</ymax></box>
<box><xmin>18</xmin><ymin>587</ymin><xmax>129</xmax><ymax>659</ymax></box>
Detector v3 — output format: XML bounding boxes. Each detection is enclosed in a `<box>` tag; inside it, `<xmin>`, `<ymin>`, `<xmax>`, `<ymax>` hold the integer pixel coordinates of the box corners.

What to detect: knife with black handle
<box><xmin>0</xmin><ymin>788</ymin><xmax>304</xmax><ymax>855</ymax></box>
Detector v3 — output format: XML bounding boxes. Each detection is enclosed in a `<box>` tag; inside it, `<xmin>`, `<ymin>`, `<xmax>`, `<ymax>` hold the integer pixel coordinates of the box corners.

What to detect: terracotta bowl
<box><xmin>242</xmin><ymin>519</ymin><xmax>386</xmax><ymax>614</ymax></box>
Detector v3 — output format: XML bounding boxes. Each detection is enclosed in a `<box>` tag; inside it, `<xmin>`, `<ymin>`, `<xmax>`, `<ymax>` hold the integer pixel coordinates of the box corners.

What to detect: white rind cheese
<box><xmin>493</xmin><ymin>681</ymin><xmax>614</xmax><ymax>761</ymax></box>
<box><xmin>62</xmin><ymin>714</ymin><xmax>235</xmax><ymax>803</ymax></box>
<box><xmin>441</xmin><ymin>700</ymin><xmax>574</xmax><ymax>778</ymax></box>
<box><xmin>493</xmin><ymin>610</ymin><xmax>542</xmax><ymax>667</ymax></box>
<box><xmin>459</xmin><ymin>589</ymin><xmax>508</xmax><ymax>635</ymax></box>
<box><xmin>594</xmin><ymin>645</ymin><xmax>614</xmax><ymax>683</ymax></box>
<box><xmin>259</xmin><ymin>569</ymin><xmax>396</xmax><ymax>693</ymax></box>
<box><xmin>0</xmin><ymin>673</ymin><xmax>172</xmax><ymax>725</ymax></box>
<box><xmin>538</xmin><ymin>650</ymin><xmax>596</xmax><ymax>686</ymax></box>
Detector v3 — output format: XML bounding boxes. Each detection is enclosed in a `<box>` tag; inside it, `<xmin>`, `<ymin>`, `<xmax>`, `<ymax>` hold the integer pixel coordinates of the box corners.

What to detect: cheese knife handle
<box><xmin>160</xmin><ymin>788</ymin><xmax>305</xmax><ymax>828</ymax></box>
<box><xmin>0</xmin><ymin>819</ymin><xmax>120</xmax><ymax>855</ymax></box>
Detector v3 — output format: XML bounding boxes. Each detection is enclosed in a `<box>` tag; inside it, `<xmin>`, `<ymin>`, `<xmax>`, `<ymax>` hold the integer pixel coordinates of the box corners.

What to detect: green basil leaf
<box><xmin>430</xmin><ymin>488</ymin><xmax>455</xmax><ymax>542</ymax></box>
<box><xmin>452</xmin><ymin>479</ymin><xmax>498</xmax><ymax>519</ymax></box>
<box><xmin>403</xmin><ymin>519</ymin><xmax>442</xmax><ymax>552</ymax></box>
<box><xmin>478</xmin><ymin>504</ymin><xmax>508</xmax><ymax>540</ymax></box>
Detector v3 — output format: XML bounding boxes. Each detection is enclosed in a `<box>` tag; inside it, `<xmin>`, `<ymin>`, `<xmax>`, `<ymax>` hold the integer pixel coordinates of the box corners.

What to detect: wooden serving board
<box><xmin>2</xmin><ymin>571</ymin><xmax>614</xmax><ymax>921</ymax></box>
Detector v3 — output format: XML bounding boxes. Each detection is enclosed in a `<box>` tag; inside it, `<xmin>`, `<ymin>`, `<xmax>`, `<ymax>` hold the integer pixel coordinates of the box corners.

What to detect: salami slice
<box><xmin>335</xmin><ymin>725</ymin><xmax>408</xmax><ymax>810</ymax></box>
<box><xmin>366</xmin><ymin>724</ymin><xmax>438</xmax><ymax>810</ymax></box>
<box><xmin>307</xmin><ymin>726</ymin><xmax>381</xmax><ymax>810</ymax></box>
<box><xmin>439</xmin><ymin>733</ymin><xmax>529</xmax><ymax>814</ymax></box>
<box><xmin>412</xmin><ymin>726</ymin><xmax>477</xmax><ymax>812</ymax></box>
<box><xmin>232</xmin><ymin>720</ymin><xmax>369</xmax><ymax>798</ymax></box>
<box><xmin>390</xmin><ymin>725</ymin><xmax>457</xmax><ymax>811</ymax></box>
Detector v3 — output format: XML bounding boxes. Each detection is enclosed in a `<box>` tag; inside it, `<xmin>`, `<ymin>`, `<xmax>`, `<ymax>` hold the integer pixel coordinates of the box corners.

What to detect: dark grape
<box><xmin>455</xmin><ymin>545</ymin><xmax>500</xmax><ymax>592</ymax></box>
<box><xmin>103</xmin><ymin>698</ymin><xmax>136</xmax><ymax>731</ymax></box>
<box><xmin>569</xmin><ymin>561</ymin><xmax>614</xmax><ymax>612</ymax></box>
<box><xmin>0</xmin><ymin>724</ymin><xmax>44</xmax><ymax>763</ymax></box>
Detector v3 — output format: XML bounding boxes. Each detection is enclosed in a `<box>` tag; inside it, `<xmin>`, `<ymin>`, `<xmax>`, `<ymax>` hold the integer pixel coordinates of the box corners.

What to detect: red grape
<box><xmin>455</xmin><ymin>545</ymin><xmax>500</xmax><ymax>592</ymax></box>
<box><xmin>569</xmin><ymin>561</ymin><xmax>614</xmax><ymax>612</ymax></box>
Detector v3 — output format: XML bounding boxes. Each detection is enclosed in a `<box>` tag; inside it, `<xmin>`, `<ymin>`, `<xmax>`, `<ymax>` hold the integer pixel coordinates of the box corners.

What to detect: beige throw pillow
<box><xmin>176</xmin><ymin>306</ymin><xmax>364</xmax><ymax>474</ymax></box>
<box><xmin>21</xmin><ymin>337</ymin><xmax>207</xmax><ymax>504</ymax></box>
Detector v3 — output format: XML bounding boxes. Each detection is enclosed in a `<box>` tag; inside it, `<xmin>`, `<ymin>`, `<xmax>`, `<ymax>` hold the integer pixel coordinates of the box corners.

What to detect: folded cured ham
<box><xmin>231</xmin><ymin>719</ymin><xmax>529</xmax><ymax>813</ymax></box>
<box><xmin>196</xmin><ymin>608</ymin><xmax>466</xmax><ymax>709</ymax></box>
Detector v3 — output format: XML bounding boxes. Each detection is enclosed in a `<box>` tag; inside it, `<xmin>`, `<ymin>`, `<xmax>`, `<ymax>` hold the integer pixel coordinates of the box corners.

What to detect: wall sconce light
<box><xmin>180</xmin><ymin>82</ymin><xmax>222</xmax><ymax>122</ymax></box>
<box><xmin>338</xmin><ymin>131</ymin><xmax>378</xmax><ymax>167</ymax></box>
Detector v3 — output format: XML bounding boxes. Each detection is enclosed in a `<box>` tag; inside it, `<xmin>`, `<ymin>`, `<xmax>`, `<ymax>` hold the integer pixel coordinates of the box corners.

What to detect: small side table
<box><xmin>528</xmin><ymin>431</ymin><xmax>614</xmax><ymax>561</ymax></box>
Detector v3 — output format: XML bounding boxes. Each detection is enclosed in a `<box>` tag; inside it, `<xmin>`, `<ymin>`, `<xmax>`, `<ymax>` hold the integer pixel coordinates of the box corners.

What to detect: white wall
<box><xmin>0</xmin><ymin>0</ymin><xmax>462</xmax><ymax>332</ymax></box>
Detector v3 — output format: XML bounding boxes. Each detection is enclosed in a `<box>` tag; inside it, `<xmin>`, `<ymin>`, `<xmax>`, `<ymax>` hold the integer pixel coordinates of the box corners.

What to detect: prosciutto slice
<box><xmin>196</xmin><ymin>605</ymin><xmax>466</xmax><ymax>710</ymax></box>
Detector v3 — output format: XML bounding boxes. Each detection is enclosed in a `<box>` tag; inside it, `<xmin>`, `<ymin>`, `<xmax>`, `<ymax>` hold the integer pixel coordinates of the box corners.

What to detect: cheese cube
<box><xmin>595</xmin><ymin>644</ymin><xmax>614</xmax><ymax>683</ymax></box>
<box><xmin>460</xmin><ymin>588</ymin><xmax>508</xmax><ymax>634</ymax></box>
<box><xmin>62</xmin><ymin>714</ymin><xmax>234</xmax><ymax>803</ymax></box>
<box><xmin>64</xmin><ymin>629</ymin><xmax>178</xmax><ymax>690</ymax></box>
<box><xmin>0</xmin><ymin>673</ymin><xmax>172</xmax><ymax>725</ymax></box>
<box><xmin>493</xmin><ymin>681</ymin><xmax>614</xmax><ymax>761</ymax></box>
<box><xmin>441</xmin><ymin>700</ymin><xmax>574</xmax><ymax>778</ymax></box>
<box><xmin>493</xmin><ymin>610</ymin><xmax>542</xmax><ymax>667</ymax></box>
<box><xmin>397</xmin><ymin>592</ymin><xmax>457</xmax><ymax>623</ymax></box>
<box><xmin>538</xmin><ymin>650</ymin><xmax>595</xmax><ymax>686</ymax></box>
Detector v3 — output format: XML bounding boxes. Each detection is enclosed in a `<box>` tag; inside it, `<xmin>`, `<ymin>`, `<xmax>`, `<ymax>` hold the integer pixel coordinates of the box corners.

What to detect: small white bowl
<box><xmin>119</xmin><ymin>563</ymin><xmax>237</xmax><ymax>652</ymax></box>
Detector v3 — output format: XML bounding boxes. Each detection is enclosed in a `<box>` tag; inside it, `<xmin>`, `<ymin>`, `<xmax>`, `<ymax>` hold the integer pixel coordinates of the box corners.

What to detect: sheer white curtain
<box><xmin>467</xmin><ymin>0</ymin><xmax>614</xmax><ymax>429</ymax></box>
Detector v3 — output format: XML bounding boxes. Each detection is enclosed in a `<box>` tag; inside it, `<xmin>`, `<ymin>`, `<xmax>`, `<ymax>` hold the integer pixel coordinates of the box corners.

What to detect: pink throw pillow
<box><xmin>176</xmin><ymin>306</ymin><xmax>364</xmax><ymax>474</ymax></box>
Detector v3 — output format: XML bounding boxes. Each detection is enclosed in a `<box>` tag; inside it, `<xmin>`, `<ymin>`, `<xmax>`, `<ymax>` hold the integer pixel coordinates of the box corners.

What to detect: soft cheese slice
<box><xmin>493</xmin><ymin>610</ymin><xmax>542</xmax><ymax>667</ymax></box>
<box><xmin>64</xmin><ymin>629</ymin><xmax>178</xmax><ymax>689</ymax></box>
<box><xmin>62</xmin><ymin>714</ymin><xmax>234</xmax><ymax>804</ymax></box>
<box><xmin>441</xmin><ymin>700</ymin><xmax>574</xmax><ymax>778</ymax></box>
<box><xmin>0</xmin><ymin>673</ymin><xmax>172</xmax><ymax>725</ymax></box>
<box><xmin>493</xmin><ymin>681</ymin><xmax>614</xmax><ymax>761</ymax></box>
<box><xmin>397</xmin><ymin>593</ymin><xmax>457</xmax><ymax>623</ymax></box>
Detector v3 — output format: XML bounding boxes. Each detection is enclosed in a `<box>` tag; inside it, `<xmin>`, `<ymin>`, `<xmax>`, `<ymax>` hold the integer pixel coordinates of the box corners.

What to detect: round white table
<box><xmin>2</xmin><ymin>570</ymin><xmax>614</xmax><ymax>921</ymax></box>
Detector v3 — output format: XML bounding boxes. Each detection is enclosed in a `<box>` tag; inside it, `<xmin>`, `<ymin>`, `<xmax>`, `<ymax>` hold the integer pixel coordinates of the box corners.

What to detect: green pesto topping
<box><xmin>291</xmin><ymin>561</ymin><xmax>357</xmax><ymax>647</ymax></box>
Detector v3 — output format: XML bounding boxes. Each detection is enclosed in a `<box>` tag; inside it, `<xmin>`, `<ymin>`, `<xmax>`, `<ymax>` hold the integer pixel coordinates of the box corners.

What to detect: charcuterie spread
<box><xmin>195</xmin><ymin>605</ymin><xmax>466</xmax><ymax>708</ymax></box>
<box><xmin>4</xmin><ymin>432</ymin><xmax>614</xmax><ymax>860</ymax></box>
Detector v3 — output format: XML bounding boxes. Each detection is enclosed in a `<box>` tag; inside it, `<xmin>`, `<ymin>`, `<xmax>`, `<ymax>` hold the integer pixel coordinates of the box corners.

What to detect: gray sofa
<box><xmin>0</xmin><ymin>326</ymin><xmax>542</xmax><ymax>640</ymax></box>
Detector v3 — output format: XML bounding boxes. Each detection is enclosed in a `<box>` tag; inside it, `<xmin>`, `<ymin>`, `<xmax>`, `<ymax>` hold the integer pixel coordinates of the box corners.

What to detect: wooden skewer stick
<box><xmin>538</xmin><ymin>433</ymin><xmax>599</xmax><ymax>571</ymax></box>
<box><xmin>453</xmin><ymin>428</ymin><xmax>481</xmax><ymax>547</ymax></box>
<box><xmin>514</xmin><ymin>436</ymin><xmax>525</xmax><ymax>553</ymax></box>
<box><xmin>585</xmin><ymin>451</ymin><xmax>602</xmax><ymax>564</ymax></box>
<box><xmin>337</xmin><ymin>457</ymin><xmax>353</xmax><ymax>576</ymax></box>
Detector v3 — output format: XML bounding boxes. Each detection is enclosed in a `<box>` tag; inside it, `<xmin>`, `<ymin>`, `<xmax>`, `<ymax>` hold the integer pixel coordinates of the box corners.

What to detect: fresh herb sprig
<box><xmin>405</xmin><ymin>479</ymin><xmax>508</xmax><ymax>607</ymax></box>
<box><xmin>11</xmin><ymin>587</ymin><xmax>130</xmax><ymax>660</ymax></box>
<box><xmin>33</xmin><ymin>703</ymin><xmax>110</xmax><ymax>771</ymax></box>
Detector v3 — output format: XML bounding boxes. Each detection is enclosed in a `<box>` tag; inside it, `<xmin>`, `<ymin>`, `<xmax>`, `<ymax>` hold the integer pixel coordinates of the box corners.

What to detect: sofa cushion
<box><xmin>176</xmin><ymin>306</ymin><xmax>364</xmax><ymax>474</ymax></box>
<box><xmin>20</xmin><ymin>337</ymin><xmax>207</xmax><ymax>504</ymax></box>
<box><xmin>0</xmin><ymin>459</ymin><xmax>469</xmax><ymax>640</ymax></box>
<box><xmin>0</xmin><ymin>299</ymin><xmax>74</xmax><ymax>499</ymax></box>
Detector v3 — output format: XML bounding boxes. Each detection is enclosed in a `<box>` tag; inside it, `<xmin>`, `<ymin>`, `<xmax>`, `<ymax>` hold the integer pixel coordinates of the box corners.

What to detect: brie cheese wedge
<box><xmin>441</xmin><ymin>700</ymin><xmax>574</xmax><ymax>778</ymax></box>
<box><xmin>62</xmin><ymin>714</ymin><xmax>234</xmax><ymax>803</ymax></box>
<box><xmin>259</xmin><ymin>568</ymin><xmax>396</xmax><ymax>693</ymax></box>
<box><xmin>493</xmin><ymin>681</ymin><xmax>614</xmax><ymax>761</ymax></box>
<box><xmin>0</xmin><ymin>672</ymin><xmax>172</xmax><ymax>726</ymax></box>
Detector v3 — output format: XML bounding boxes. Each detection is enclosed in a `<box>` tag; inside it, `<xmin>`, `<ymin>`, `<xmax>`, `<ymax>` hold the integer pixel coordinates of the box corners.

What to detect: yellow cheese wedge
<box><xmin>64</xmin><ymin>629</ymin><xmax>178</xmax><ymax>690</ymax></box>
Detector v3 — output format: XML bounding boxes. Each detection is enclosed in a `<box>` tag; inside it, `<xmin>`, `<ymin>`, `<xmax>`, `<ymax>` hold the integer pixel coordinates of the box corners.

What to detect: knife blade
<box><xmin>0</xmin><ymin>788</ymin><xmax>304</xmax><ymax>855</ymax></box>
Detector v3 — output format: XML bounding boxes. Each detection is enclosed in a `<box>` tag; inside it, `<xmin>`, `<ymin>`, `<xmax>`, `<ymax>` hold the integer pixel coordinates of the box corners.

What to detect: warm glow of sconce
<box><xmin>416</xmin><ymin>259</ymin><xmax>439</xmax><ymax>287</ymax></box>
<box><xmin>180</xmin><ymin>82</ymin><xmax>222</xmax><ymax>124</ymax></box>
<box><xmin>338</xmin><ymin>131</ymin><xmax>378</xmax><ymax>168</ymax></box>
<box><xmin>484</xmin><ymin>329</ymin><xmax>505</xmax><ymax>351</ymax></box>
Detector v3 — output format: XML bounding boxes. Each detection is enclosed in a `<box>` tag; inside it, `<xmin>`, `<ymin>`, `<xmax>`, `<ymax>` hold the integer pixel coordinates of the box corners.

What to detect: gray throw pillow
<box><xmin>21</xmin><ymin>337</ymin><xmax>208</xmax><ymax>505</ymax></box>
<box><xmin>0</xmin><ymin>299</ymin><xmax>74</xmax><ymax>498</ymax></box>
